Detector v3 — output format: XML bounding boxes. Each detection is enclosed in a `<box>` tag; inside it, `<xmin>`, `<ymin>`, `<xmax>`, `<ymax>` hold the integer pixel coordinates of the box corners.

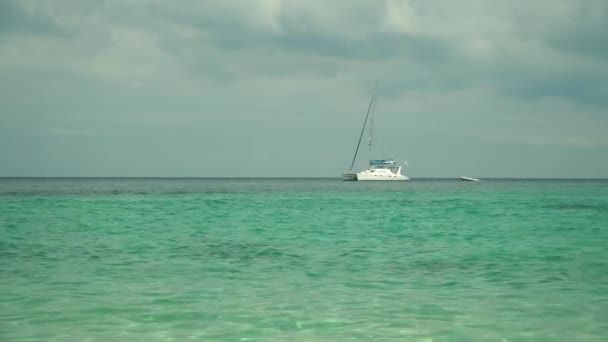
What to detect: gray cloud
<box><xmin>1</xmin><ymin>0</ymin><xmax>607</xmax><ymax>177</ymax></box>
<box><xmin>0</xmin><ymin>0</ymin><xmax>67</xmax><ymax>35</ymax></box>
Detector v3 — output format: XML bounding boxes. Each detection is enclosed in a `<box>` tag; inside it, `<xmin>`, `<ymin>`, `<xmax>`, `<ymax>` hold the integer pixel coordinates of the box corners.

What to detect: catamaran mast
<box><xmin>348</xmin><ymin>82</ymin><xmax>377</xmax><ymax>173</ymax></box>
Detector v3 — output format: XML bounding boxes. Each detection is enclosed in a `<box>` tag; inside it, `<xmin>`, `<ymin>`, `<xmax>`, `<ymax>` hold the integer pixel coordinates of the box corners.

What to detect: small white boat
<box><xmin>460</xmin><ymin>176</ymin><xmax>480</xmax><ymax>181</ymax></box>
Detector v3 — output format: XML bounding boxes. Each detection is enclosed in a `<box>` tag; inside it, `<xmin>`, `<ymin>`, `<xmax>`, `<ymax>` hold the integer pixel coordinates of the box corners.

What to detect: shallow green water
<box><xmin>1</xmin><ymin>178</ymin><xmax>607</xmax><ymax>341</ymax></box>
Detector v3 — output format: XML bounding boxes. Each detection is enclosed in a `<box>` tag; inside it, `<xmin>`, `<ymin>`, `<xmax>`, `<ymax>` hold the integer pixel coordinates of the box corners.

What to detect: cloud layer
<box><xmin>1</xmin><ymin>0</ymin><xmax>607</xmax><ymax>177</ymax></box>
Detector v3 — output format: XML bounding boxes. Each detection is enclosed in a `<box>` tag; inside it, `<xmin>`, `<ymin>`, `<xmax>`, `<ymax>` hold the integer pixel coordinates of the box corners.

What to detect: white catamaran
<box><xmin>342</xmin><ymin>83</ymin><xmax>409</xmax><ymax>181</ymax></box>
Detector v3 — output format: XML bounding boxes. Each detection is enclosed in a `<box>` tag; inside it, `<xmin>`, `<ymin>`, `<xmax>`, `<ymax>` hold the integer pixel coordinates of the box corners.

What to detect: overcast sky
<box><xmin>1</xmin><ymin>0</ymin><xmax>607</xmax><ymax>178</ymax></box>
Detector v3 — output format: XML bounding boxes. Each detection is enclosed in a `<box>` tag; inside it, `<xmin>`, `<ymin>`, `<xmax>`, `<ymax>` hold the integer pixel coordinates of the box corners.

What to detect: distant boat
<box><xmin>460</xmin><ymin>176</ymin><xmax>480</xmax><ymax>181</ymax></box>
<box><xmin>357</xmin><ymin>159</ymin><xmax>409</xmax><ymax>181</ymax></box>
<box><xmin>342</xmin><ymin>82</ymin><xmax>409</xmax><ymax>181</ymax></box>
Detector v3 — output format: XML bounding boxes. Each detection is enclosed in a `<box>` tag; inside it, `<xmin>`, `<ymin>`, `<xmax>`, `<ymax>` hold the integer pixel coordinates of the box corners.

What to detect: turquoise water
<box><xmin>1</xmin><ymin>178</ymin><xmax>607</xmax><ymax>341</ymax></box>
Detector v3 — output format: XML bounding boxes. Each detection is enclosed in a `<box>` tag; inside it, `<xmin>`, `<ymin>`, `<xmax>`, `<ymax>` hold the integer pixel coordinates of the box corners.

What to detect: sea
<box><xmin>1</xmin><ymin>178</ymin><xmax>607</xmax><ymax>341</ymax></box>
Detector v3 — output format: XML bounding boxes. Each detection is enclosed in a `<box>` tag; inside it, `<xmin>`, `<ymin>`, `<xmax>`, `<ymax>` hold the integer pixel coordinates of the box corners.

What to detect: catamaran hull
<box><xmin>356</xmin><ymin>173</ymin><xmax>409</xmax><ymax>181</ymax></box>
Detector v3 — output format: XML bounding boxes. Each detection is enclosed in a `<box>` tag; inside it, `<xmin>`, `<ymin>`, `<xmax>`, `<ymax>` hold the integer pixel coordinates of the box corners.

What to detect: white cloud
<box><xmin>382</xmin><ymin>0</ymin><xmax>418</xmax><ymax>34</ymax></box>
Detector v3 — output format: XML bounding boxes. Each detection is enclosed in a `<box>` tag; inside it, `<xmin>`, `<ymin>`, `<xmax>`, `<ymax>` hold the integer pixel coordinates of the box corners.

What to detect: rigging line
<box><xmin>368</xmin><ymin>85</ymin><xmax>379</xmax><ymax>149</ymax></box>
<box><xmin>348</xmin><ymin>84</ymin><xmax>377</xmax><ymax>172</ymax></box>
<box><xmin>370</xmin><ymin>94</ymin><xmax>386</xmax><ymax>157</ymax></box>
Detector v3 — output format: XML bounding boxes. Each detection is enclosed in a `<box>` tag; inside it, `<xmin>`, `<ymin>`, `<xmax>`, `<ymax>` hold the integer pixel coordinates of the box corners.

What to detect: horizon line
<box><xmin>1</xmin><ymin>176</ymin><xmax>607</xmax><ymax>181</ymax></box>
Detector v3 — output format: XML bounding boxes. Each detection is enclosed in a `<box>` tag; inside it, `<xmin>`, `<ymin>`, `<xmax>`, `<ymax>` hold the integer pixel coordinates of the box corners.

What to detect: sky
<box><xmin>1</xmin><ymin>0</ymin><xmax>607</xmax><ymax>178</ymax></box>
